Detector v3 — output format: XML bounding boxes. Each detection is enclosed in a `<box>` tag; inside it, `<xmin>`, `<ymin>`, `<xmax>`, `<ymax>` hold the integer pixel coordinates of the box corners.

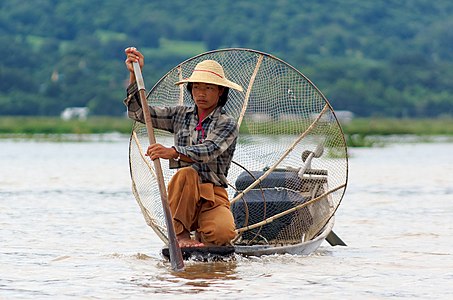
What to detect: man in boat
<box><xmin>124</xmin><ymin>47</ymin><xmax>243</xmax><ymax>248</ymax></box>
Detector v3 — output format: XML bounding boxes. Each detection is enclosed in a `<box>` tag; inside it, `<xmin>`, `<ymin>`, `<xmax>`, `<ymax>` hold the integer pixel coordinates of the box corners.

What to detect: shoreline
<box><xmin>1</xmin><ymin>133</ymin><xmax>452</xmax><ymax>147</ymax></box>
<box><xmin>1</xmin><ymin>116</ymin><xmax>453</xmax><ymax>146</ymax></box>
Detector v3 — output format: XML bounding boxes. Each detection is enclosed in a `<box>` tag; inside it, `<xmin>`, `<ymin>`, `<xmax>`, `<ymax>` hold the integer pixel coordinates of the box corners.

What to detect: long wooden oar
<box><xmin>132</xmin><ymin>62</ymin><xmax>184</xmax><ymax>271</ymax></box>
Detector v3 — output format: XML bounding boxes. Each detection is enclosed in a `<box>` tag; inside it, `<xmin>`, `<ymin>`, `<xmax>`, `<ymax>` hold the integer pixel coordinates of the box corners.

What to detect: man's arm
<box><xmin>123</xmin><ymin>83</ymin><xmax>145</xmax><ymax>123</ymax></box>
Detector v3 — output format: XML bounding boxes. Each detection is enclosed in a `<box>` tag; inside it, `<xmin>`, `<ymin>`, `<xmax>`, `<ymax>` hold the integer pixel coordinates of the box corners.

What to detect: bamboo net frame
<box><xmin>127</xmin><ymin>48</ymin><xmax>349</xmax><ymax>247</ymax></box>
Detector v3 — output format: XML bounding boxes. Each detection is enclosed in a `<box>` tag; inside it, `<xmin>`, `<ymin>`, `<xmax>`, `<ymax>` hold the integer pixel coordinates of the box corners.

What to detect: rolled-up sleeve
<box><xmin>123</xmin><ymin>83</ymin><xmax>145</xmax><ymax>123</ymax></box>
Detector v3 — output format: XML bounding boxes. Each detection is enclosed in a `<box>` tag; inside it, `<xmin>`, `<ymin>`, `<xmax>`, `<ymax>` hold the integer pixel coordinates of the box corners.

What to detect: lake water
<box><xmin>1</xmin><ymin>135</ymin><xmax>452</xmax><ymax>299</ymax></box>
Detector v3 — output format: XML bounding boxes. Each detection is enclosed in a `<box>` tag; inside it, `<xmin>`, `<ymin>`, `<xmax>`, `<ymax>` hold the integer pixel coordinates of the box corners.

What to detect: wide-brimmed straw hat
<box><xmin>175</xmin><ymin>60</ymin><xmax>243</xmax><ymax>92</ymax></box>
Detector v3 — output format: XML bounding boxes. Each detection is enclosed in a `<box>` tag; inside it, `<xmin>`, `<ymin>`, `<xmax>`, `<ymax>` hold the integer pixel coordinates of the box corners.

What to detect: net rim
<box><xmin>128</xmin><ymin>47</ymin><xmax>350</xmax><ymax>243</ymax></box>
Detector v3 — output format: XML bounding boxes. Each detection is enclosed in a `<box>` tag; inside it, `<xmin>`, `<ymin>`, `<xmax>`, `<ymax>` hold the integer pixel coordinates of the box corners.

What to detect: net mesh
<box><xmin>128</xmin><ymin>48</ymin><xmax>348</xmax><ymax>247</ymax></box>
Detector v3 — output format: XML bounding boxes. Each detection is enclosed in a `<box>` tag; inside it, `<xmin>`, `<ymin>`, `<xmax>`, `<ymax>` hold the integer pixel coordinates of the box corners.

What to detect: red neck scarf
<box><xmin>195</xmin><ymin>110</ymin><xmax>206</xmax><ymax>141</ymax></box>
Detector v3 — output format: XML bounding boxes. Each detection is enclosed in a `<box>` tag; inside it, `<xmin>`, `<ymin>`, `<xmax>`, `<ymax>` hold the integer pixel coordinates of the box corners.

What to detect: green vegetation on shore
<box><xmin>1</xmin><ymin>116</ymin><xmax>453</xmax><ymax>146</ymax></box>
<box><xmin>2</xmin><ymin>1</ymin><xmax>453</xmax><ymax>118</ymax></box>
<box><xmin>341</xmin><ymin>118</ymin><xmax>453</xmax><ymax>136</ymax></box>
<box><xmin>0</xmin><ymin>116</ymin><xmax>133</xmax><ymax>135</ymax></box>
<box><xmin>341</xmin><ymin>118</ymin><xmax>453</xmax><ymax>146</ymax></box>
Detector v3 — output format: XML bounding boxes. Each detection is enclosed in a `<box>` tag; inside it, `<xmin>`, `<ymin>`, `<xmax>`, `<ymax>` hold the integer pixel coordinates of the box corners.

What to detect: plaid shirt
<box><xmin>124</xmin><ymin>83</ymin><xmax>238</xmax><ymax>187</ymax></box>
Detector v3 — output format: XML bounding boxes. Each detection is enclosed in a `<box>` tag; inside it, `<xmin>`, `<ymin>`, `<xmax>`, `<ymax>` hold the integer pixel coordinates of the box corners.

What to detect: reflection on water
<box><xmin>172</xmin><ymin>261</ymin><xmax>239</xmax><ymax>281</ymax></box>
<box><xmin>1</xmin><ymin>138</ymin><xmax>452</xmax><ymax>299</ymax></box>
<box><xmin>130</xmin><ymin>261</ymin><xmax>240</xmax><ymax>296</ymax></box>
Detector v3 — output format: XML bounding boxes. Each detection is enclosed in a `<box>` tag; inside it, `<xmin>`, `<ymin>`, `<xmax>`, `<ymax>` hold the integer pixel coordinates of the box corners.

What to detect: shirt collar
<box><xmin>193</xmin><ymin>105</ymin><xmax>224</xmax><ymax>121</ymax></box>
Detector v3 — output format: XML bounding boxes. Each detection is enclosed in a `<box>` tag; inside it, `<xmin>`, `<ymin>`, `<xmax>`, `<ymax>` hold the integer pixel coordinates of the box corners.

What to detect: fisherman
<box><xmin>124</xmin><ymin>47</ymin><xmax>243</xmax><ymax>247</ymax></box>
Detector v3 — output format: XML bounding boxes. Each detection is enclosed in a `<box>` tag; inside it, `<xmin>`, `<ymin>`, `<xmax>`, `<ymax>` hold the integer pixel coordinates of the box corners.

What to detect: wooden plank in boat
<box><xmin>162</xmin><ymin>246</ymin><xmax>235</xmax><ymax>261</ymax></box>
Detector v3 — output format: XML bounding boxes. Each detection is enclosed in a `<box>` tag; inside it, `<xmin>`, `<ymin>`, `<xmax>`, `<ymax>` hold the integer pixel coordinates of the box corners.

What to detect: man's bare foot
<box><xmin>178</xmin><ymin>238</ymin><xmax>204</xmax><ymax>247</ymax></box>
<box><xmin>177</xmin><ymin>230</ymin><xmax>204</xmax><ymax>248</ymax></box>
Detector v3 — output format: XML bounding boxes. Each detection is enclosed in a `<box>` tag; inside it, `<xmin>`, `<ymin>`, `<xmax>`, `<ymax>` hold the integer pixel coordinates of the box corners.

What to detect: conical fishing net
<box><xmin>128</xmin><ymin>48</ymin><xmax>348</xmax><ymax>246</ymax></box>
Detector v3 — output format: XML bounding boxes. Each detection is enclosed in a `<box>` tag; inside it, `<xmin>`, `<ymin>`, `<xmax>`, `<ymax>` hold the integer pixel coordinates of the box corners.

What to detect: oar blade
<box><xmin>326</xmin><ymin>230</ymin><xmax>347</xmax><ymax>246</ymax></box>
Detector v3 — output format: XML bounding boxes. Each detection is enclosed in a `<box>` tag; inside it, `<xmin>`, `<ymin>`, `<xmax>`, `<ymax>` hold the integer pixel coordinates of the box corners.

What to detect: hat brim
<box><xmin>175</xmin><ymin>77</ymin><xmax>243</xmax><ymax>92</ymax></box>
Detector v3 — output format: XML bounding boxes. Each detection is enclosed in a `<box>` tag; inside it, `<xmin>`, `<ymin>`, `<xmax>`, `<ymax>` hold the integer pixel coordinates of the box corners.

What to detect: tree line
<box><xmin>1</xmin><ymin>0</ymin><xmax>452</xmax><ymax>117</ymax></box>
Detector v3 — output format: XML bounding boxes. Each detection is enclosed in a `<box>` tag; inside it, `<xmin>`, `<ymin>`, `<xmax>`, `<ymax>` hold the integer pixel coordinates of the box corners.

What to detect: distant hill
<box><xmin>1</xmin><ymin>0</ymin><xmax>452</xmax><ymax>117</ymax></box>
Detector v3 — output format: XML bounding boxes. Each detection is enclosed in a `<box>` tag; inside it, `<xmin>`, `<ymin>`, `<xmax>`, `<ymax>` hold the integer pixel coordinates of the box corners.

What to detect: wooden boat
<box><xmin>162</xmin><ymin>217</ymin><xmax>335</xmax><ymax>261</ymax></box>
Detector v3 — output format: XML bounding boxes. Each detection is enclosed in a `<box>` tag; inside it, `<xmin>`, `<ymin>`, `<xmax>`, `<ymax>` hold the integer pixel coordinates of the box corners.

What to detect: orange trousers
<box><xmin>167</xmin><ymin>167</ymin><xmax>236</xmax><ymax>246</ymax></box>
